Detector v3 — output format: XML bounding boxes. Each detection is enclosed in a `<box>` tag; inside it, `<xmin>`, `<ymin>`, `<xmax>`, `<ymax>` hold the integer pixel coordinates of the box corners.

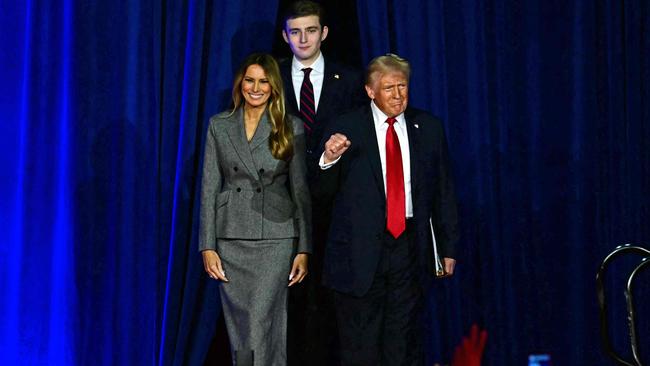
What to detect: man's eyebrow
<box><xmin>288</xmin><ymin>26</ymin><xmax>319</xmax><ymax>31</ymax></box>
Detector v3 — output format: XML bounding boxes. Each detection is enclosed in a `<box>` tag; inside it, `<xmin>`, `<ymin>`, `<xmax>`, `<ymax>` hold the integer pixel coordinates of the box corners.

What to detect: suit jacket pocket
<box><xmin>216</xmin><ymin>190</ymin><xmax>230</xmax><ymax>208</ymax></box>
<box><xmin>264</xmin><ymin>190</ymin><xmax>295</xmax><ymax>220</ymax></box>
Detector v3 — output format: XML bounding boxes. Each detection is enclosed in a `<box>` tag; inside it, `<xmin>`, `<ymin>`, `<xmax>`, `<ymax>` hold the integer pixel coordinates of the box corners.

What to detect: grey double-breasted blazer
<box><xmin>199</xmin><ymin>108</ymin><xmax>312</xmax><ymax>254</ymax></box>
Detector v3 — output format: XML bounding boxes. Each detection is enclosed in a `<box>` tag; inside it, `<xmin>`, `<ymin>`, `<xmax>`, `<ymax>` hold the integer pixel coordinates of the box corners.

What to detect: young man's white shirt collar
<box><xmin>291</xmin><ymin>52</ymin><xmax>325</xmax><ymax>111</ymax></box>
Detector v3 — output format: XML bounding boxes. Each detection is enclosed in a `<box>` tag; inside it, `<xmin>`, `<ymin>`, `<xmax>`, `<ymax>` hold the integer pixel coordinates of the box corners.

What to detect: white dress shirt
<box><xmin>291</xmin><ymin>52</ymin><xmax>325</xmax><ymax>112</ymax></box>
<box><xmin>320</xmin><ymin>101</ymin><xmax>413</xmax><ymax>217</ymax></box>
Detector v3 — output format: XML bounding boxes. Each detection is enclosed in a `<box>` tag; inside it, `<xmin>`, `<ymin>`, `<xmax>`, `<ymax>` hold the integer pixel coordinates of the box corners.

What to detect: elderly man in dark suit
<box><xmin>317</xmin><ymin>53</ymin><xmax>459</xmax><ymax>366</ymax></box>
<box><xmin>279</xmin><ymin>1</ymin><xmax>366</xmax><ymax>365</ymax></box>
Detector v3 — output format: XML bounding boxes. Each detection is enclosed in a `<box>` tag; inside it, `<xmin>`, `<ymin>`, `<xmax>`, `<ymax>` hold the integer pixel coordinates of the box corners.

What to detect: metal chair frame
<box><xmin>596</xmin><ymin>244</ymin><xmax>650</xmax><ymax>366</ymax></box>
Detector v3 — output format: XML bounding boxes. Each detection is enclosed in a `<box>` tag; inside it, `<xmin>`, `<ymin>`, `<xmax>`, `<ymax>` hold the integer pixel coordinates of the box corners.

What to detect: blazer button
<box><xmin>236</xmin><ymin>188</ymin><xmax>241</xmax><ymax>192</ymax></box>
<box><xmin>233</xmin><ymin>166</ymin><xmax>238</xmax><ymax>171</ymax></box>
<box><xmin>256</xmin><ymin>188</ymin><xmax>262</xmax><ymax>193</ymax></box>
<box><xmin>259</xmin><ymin>168</ymin><xmax>264</xmax><ymax>174</ymax></box>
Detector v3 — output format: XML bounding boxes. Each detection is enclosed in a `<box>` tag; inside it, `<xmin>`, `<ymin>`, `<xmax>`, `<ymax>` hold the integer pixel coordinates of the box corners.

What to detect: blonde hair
<box><xmin>365</xmin><ymin>53</ymin><xmax>411</xmax><ymax>86</ymax></box>
<box><xmin>231</xmin><ymin>53</ymin><xmax>294</xmax><ymax>160</ymax></box>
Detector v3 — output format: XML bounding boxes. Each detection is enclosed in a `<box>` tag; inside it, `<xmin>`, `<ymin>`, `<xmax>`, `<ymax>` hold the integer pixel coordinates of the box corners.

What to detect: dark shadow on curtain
<box><xmin>74</xmin><ymin>119</ymin><xmax>157</xmax><ymax>364</ymax></box>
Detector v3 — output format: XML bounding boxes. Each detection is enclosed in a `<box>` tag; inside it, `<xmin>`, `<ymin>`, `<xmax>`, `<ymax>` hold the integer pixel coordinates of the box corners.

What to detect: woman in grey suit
<box><xmin>199</xmin><ymin>53</ymin><xmax>311</xmax><ymax>365</ymax></box>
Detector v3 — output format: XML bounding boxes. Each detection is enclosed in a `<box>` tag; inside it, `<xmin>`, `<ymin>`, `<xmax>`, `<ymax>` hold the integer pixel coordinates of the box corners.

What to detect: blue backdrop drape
<box><xmin>360</xmin><ymin>0</ymin><xmax>650</xmax><ymax>365</ymax></box>
<box><xmin>1</xmin><ymin>1</ymin><xmax>648</xmax><ymax>365</ymax></box>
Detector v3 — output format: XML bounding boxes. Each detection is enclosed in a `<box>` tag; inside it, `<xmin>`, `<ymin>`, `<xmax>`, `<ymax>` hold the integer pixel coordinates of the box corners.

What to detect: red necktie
<box><xmin>385</xmin><ymin>117</ymin><xmax>405</xmax><ymax>238</ymax></box>
<box><xmin>299</xmin><ymin>67</ymin><xmax>315</xmax><ymax>134</ymax></box>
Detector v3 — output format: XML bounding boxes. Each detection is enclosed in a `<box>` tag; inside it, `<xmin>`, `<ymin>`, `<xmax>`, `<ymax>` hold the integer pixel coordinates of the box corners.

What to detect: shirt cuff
<box><xmin>319</xmin><ymin>153</ymin><xmax>341</xmax><ymax>170</ymax></box>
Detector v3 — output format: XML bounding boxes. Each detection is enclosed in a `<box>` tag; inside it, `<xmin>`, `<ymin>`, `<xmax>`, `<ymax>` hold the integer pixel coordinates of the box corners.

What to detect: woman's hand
<box><xmin>288</xmin><ymin>253</ymin><xmax>308</xmax><ymax>287</ymax></box>
<box><xmin>202</xmin><ymin>250</ymin><xmax>228</xmax><ymax>282</ymax></box>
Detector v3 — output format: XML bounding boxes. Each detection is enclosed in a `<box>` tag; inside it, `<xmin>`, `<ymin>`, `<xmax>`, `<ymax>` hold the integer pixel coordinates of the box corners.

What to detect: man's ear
<box><xmin>321</xmin><ymin>26</ymin><xmax>329</xmax><ymax>41</ymax></box>
<box><xmin>282</xmin><ymin>29</ymin><xmax>289</xmax><ymax>44</ymax></box>
<box><xmin>365</xmin><ymin>84</ymin><xmax>374</xmax><ymax>99</ymax></box>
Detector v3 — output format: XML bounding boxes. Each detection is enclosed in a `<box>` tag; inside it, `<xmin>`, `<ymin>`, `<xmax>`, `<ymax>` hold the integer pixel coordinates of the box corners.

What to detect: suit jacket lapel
<box><xmin>281</xmin><ymin>61</ymin><xmax>299</xmax><ymax>113</ymax></box>
<box><xmin>225</xmin><ymin>108</ymin><xmax>259</xmax><ymax>178</ymax></box>
<box><xmin>404</xmin><ymin>108</ymin><xmax>420</xmax><ymax>198</ymax></box>
<box><xmin>316</xmin><ymin>61</ymin><xmax>334</xmax><ymax>121</ymax></box>
<box><xmin>359</xmin><ymin>106</ymin><xmax>386</xmax><ymax>200</ymax></box>
<box><xmin>249</xmin><ymin>112</ymin><xmax>271</xmax><ymax>152</ymax></box>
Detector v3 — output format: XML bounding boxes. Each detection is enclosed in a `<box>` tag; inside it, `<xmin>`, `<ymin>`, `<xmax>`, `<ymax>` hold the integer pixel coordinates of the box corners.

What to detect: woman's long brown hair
<box><xmin>230</xmin><ymin>53</ymin><xmax>293</xmax><ymax>160</ymax></box>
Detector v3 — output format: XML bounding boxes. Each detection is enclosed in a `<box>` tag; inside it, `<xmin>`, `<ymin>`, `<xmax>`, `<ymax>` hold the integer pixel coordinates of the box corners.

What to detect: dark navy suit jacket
<box><xmin>279</xmin><ymin>57</ymin><xmax>366</xmax><ymax>162</ymax></box>
<box><xmin>315</xmin><ymin>105</ymin><xmax>459</xmax><ymax>296</ymax></box>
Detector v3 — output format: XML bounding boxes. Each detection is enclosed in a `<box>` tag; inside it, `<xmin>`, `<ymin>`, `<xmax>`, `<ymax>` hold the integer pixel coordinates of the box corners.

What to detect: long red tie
<box><xmin>385</xmin><ymin>117</ymin><xmax>405</xmax><ymax>238</ymax></box>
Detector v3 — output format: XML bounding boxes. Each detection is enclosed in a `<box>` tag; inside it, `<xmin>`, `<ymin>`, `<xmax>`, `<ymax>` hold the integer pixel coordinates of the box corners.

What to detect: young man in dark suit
<box><xmin>279</xmin><ymin>1</ymin><xmax>366</xmax><ymax>365</ymax></box>
<box><xmin>317</xmin><ymin>54</ymin><xmax>459</xmax><ymax>366</ymax></box>
<box><xmin>280</xmin><ymin>1</ymin><xmax>366</xmax><ymax>161</ymax></box>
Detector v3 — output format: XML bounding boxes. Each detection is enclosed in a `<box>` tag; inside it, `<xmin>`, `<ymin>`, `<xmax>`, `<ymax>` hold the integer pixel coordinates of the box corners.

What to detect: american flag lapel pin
<box><xmin>334</xmin><ymin>74</ymin><xmax>340</xmax><ymax>79</ymax></box>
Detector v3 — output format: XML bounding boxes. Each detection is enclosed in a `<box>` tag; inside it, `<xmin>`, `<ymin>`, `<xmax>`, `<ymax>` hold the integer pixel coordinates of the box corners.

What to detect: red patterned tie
<box><xmin>385</xmin><ymin>117</ymin><xmax>405</xmax><ymax>238</ymax></box>
<box><xmin>299</xmin><ymin>67</ymin><xmax>315</xmax><ymax>134</ymax></box>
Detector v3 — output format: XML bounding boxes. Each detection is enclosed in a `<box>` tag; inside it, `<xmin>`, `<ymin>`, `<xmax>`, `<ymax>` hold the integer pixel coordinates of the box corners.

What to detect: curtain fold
<box><xmin>1</xmin><ymin>1</ymin><xmax>279</xmax><ymax>365</ymax></box>
<box><xmin>1</xmin><ymin>1</ymin><xmax>648</xmax><ymax>365</ymax></box>
<box><xmin>356</xmin><ymin>1</ymin><xmax>649</xmax><ymax>364</ymax></box>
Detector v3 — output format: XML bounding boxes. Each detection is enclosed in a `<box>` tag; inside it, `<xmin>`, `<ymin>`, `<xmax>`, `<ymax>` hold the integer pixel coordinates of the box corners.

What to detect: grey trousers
<box><xmin>217</xmin><ymin>238</ymin><xmax>294</xmax><ymax>366</ymax></box>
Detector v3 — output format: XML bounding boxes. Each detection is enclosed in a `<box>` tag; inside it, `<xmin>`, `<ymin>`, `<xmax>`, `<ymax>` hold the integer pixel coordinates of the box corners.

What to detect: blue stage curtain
<box><xmin>357</xmin><ymin>0</ymin><xmax>650</xmax><ymax>365</ymax></box>
<box><xmin>0</xmin><ymin>1</ymin><xmax>278</xmax><ymax>365</ymax></box>
<box><xmin>1</xmin><ymin>0</ymin><xmax>648</xmax><ymax>365</ymax></box>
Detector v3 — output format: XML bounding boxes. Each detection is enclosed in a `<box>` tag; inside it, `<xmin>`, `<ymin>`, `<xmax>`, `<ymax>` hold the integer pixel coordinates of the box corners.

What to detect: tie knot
<box><xmin>386</xmin><ymin>117</ymin><xmax>397</xmax><ymax>126</ymax></box>
<box><xmin>302</xmin><ymin>67</ymin><xmax>312</xmax><ymax>77</ymax></box>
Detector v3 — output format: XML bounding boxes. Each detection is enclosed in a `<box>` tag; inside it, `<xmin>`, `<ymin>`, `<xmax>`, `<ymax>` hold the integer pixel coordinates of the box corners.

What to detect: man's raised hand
<box><xmin>323</xmin><ymin>133</ymin><xmax>351</xmax><ymax>163</ymax></box>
